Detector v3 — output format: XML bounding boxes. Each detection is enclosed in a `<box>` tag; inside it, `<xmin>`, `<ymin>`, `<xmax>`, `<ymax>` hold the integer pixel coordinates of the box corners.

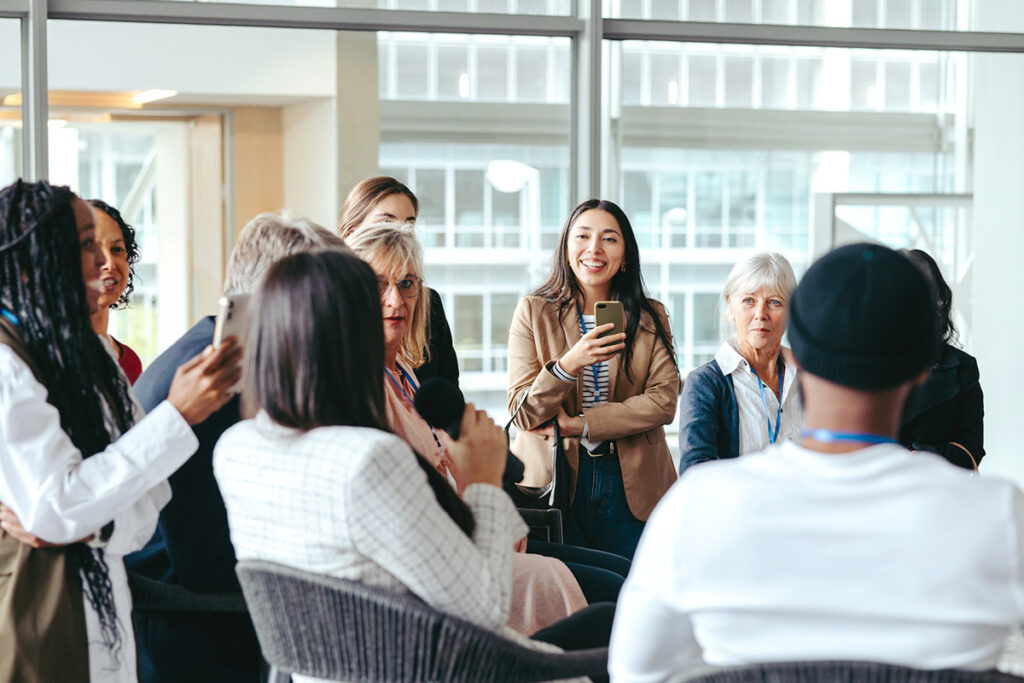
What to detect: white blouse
<box><xmin>214</xmin><ymin>413</ymin><xmax>528</xmax><ymax>683</ymax></box>
<box><xmin>715</xmin><ymin>342</ymin><xmax>804</xmax><ymax>455</ymax></box>
<box><xmin>0</xmin><ymin>344</ymin><xmax>198</xmax><ymax>683</ymax></box>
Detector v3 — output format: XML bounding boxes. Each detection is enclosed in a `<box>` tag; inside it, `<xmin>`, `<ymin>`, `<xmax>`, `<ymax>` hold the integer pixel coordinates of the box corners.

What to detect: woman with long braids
<box><xmin>0</xmin><ymin>180</ymin><xmax>240</xmax><ymax>682</ymax></box>
<box><xmin>507</xmin><ymin>199</ymin><xmax>679</xmax><ymax>560</ymax></box>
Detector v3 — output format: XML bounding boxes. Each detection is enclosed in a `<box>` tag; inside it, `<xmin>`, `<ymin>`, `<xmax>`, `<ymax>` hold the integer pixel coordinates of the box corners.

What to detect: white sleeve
<box><xmin>102</xmin><ymin>482</ymin><xmax>172</xmax><ymax>556</ymax></box>
<box><xmin>345</xmin><ymin>436</ymin><xmax>527</xmax><ymax>631</ymax></box>
<box><xmin>0</xmin><ymin>347</ymin><xmax>198</xmax><ymax>544</ymax></box>
<box><xmin>609</xmin><ymin>488</ymin><xmax>704</xmax><ymax>682</ymax></box>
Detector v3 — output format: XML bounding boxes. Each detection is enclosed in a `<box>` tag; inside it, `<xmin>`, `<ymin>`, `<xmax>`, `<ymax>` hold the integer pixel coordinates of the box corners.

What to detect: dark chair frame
<box><xmin>236</xmin><ymin>559</ymin><xmax>608</xmax><ymax>683</ymax></box>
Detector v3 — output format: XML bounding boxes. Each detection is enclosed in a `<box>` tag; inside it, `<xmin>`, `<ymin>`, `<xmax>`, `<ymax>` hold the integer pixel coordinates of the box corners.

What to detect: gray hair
<box><xmin>223</xmin><ymin>211</ymin><xmax>350</xmax><ymax>296</ymax></box>
<box><xmin>720</xmin><ymin>252</ymin><xmax>798</xmax><ymax>342</ymax></box>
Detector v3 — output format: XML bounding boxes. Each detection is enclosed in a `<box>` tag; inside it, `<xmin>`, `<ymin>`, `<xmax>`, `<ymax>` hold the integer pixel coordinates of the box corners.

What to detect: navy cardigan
<box><xmin>677</xmin><ymin>358</ymin><xmax>740</xmax><ymax>475</ymax></box>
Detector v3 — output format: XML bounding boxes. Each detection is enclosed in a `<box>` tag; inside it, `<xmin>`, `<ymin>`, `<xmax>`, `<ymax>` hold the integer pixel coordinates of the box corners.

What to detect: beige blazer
<box><xmin>507</xmin><ymin>295</ymin><xmax>679</xmax><ymax>522</ymax></box>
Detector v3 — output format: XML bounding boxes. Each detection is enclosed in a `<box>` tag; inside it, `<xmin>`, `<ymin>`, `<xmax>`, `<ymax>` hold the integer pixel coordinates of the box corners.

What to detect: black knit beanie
<box><xmin>788</xmin><ymin>243</ymin><xmax>941</xmax><ymax>390</ymax></box>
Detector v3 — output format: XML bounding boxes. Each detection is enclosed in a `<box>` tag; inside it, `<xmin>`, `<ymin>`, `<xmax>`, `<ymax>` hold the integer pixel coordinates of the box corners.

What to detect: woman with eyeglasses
<box><xmin>340</xmin><ymin>176</ymin><xmax>459</xmax><ymax>387</ymax></box>
<box><xmin>346</xmin><ymin>224</ymin><xmax>622</xmax><ymax>645</ymax></box>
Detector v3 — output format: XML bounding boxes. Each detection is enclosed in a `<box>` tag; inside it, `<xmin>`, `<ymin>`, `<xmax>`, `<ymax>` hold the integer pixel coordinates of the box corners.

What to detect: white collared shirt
<box><xmin>715</xmin><ymin>342</ymin><xmax>804</xmax><ymax>455</ymax></box>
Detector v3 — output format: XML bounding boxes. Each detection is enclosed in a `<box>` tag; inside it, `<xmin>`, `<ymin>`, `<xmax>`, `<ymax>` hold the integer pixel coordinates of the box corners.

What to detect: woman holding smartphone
<box><xmin>507</xmin><ymin>199</ymin><xmax>679</xmax><ymax>560</ymax></box>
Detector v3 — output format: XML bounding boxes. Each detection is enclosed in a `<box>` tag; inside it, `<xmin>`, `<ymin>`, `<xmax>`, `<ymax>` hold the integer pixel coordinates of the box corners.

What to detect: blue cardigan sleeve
<box><xmin>677</xmin><ymin>361</ymin><xmax>731</xmax><ymax>475</ymax></box>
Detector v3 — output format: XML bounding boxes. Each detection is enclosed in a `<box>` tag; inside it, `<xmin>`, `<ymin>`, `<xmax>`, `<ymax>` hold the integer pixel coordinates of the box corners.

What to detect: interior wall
<box><xmin>971</xmin><ymin>3</ymin><xmax>1024</xmax><ymax>487</ymax></box>
<box><xmin>232</xmin><ymin>107</ymin><xmax>284</xmax><ymax>238</ymax></box>
<box><xmin>283</xmin><ymin>98</ymin><xmax>338</xmax><ymax>230</ymax></box>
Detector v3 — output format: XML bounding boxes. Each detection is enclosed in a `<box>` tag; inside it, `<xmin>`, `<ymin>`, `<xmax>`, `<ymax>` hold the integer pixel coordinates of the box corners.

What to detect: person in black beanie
<box><xmin>610</xmin><ymin>242</ymin><xmax>1024</xmax><ymax>680</ymax></box>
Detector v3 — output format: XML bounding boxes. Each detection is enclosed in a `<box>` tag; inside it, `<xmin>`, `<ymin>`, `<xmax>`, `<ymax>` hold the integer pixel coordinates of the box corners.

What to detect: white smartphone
<box><xmin>213</xmin><ymin>294</ymin><xmax>252</xmax><ymax>348</ymax></box>
<box><xmin>213</xmin><ymin>294</ymin><xmax>251</xmax><ymax>394</ymax></box>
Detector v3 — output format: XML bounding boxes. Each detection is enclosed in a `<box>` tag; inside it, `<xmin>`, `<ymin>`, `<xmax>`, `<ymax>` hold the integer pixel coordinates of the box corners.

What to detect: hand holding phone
<box><xmin>212</xmin><ymin>294</ymin><xmax>251</xmax><ymax>393</ymax></box>
<box><xmin>595</xmin><ymin>301</ymin><xmax>624</xmax><ymax>338</ymax></box>
<box><xmin>559</xmin><ymin>301</ymin><xmax>626</xmax><ymax>376</ymax></box>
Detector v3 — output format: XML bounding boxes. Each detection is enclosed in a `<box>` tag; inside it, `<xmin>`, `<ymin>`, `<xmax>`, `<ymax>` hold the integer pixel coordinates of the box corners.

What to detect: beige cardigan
<box><xmin>507</xmin><ymin>295</ymin><xmax>679</xmax><ymax>522</ymax></box>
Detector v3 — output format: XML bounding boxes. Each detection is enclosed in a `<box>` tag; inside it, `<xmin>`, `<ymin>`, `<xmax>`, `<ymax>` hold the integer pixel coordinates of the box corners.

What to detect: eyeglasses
<box><xmin>377</xmin><ymin>275</ymin><xmax>422</xmax><ymax>299</ymax></box>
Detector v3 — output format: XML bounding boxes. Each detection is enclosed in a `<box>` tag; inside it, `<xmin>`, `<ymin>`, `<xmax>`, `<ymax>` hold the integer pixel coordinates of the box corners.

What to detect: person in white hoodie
<box><xmin>0</xmin><ymin>179</ymin><xmax>240</xmax><ymax>682</ymax></box>
<box><xmin>610</xmin><ymin>243</ymin><xmax>1024</xmax><ymax>682</ymax></box>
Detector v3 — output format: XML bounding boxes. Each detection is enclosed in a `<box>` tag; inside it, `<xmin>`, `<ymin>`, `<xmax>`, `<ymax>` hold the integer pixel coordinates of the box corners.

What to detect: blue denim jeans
<box><xmin>563</xmin><ymin>448</ymin><xmax>645</xmax><ymax>561</ymax></box>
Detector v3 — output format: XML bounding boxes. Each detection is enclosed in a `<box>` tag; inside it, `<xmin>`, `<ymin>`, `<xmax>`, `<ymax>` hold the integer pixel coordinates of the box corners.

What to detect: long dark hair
<box><xmin>246</xmin><ymin>250</ymin><xmax>473</xmax><ymax>536</ymax></box>
<box><xmin>532</xmin><ymin>199</ymin><xmax>677</xmax><ymax>382</ymax></box>
<box><xmin>0</xmin><ymin>180</ymin><xmax>137</xmax><ymax>658</ymax></box>
<box><xmin>903</xmin><ymin>248</ymin><xmax>958</xmax><ymax>346</ymax></box>
<box><xmin>87</xmin><ymin>199</ymin><xmax>140</xmax><ymax>309</ymax></box>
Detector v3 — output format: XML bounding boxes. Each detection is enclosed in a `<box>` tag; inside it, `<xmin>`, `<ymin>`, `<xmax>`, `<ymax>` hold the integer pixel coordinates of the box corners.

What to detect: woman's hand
<box><xmin>167</xmin><ymin>337</ymin><xmax>243</xmax><ymax>426</ymax></box>
<box><xmin>439</xmin><ymin>403</ymin><xmax>507</xmax><ymax>488</ymax></box>
<box><xmin>0</xmin><ymin>503</ymin><xmax>92</xmax><ymax>547</ymax></box>
<box><xmin>559</xmin><ymin>323</ymin><xmax>626</xmax><ymax>377</ymax></box>
<box><xmin>529</xmin><ymin>406</ymin><xmax>583</xmax><ymax>438</ymax></box>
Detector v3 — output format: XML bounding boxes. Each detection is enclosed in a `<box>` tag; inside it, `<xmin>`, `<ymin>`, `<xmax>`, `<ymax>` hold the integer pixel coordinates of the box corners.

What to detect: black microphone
<box><xmin>414</xmin><ymin>377</ymin><xmax>525</xmax><ymax>485</ymax></box>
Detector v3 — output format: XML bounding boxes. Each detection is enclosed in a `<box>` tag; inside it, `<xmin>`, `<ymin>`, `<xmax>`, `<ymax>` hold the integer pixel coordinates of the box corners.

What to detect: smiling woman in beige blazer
<box><xmin>508</xmin><ymin>199</ymin><xmax>679</xmax><ymax>560</ymax></box>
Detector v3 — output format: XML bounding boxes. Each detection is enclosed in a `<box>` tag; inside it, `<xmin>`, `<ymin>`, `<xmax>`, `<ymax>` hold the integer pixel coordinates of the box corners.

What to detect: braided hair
<box><xmin>0</xmin><ymin>180</ymin><xmax>137</xmax><ymax>658</ymax></box>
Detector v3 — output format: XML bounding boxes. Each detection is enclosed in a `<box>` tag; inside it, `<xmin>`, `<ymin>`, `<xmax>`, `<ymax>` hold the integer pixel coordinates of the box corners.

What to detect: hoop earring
<box><xmin>620</xmin><ymin>264</ymin><xmax>626</xmax><ymax>273</ymax></box>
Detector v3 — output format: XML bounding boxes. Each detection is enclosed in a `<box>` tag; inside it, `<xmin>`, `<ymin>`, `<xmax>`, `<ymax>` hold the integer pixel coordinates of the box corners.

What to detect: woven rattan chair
<box><xmin>236</xmin><ymin>559</ymin><xmax>608</xmax><ymax>683</ymax></box>
<box><xmin>680</xmin><ymin>660</ymin><xmax>1024</xmax><ymax>683</ymax></box>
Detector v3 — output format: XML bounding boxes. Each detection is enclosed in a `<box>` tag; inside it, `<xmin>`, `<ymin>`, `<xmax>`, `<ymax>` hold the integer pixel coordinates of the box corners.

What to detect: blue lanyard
<box><xmin>385</xmin><ymin>362</ymin><xmax>419</xmax><ymax>404</ymax></box>
<box><xmin>385</xmin><ymin>363</ymin><xmax>442</xmax><ymax>450</ymax></box>
<box><xmin>574</xmin><ymin>302</ymin><xmax>603</xmax><ymax>403</ymax></box>
<box><xmin>801</xmin><ymin>429</ymin><xmax>899</xmax><ymax>445</ymax></box>
<box><xmin>751</xmin><ymin>364</ymin><xmax>784</xmax><ymax>445</ymax></box>
<box><xmin>0</xmin><ymin>309</ymin><xmax>19</xmax><ymax>326</ymax></box>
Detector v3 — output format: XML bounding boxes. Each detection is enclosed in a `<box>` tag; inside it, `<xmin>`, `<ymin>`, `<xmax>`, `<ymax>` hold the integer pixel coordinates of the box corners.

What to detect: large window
<box><xmin>605</xmin><ymin>39</ymin><xmax>971</xmax><ymax>375</ymax></box>
<box><xmin>8</xmin><ymin>0</ymin><xmax>1024</xmax><ymax>482</ymax></box>
<box><xmin>605</xmin><ymin>0</ymin><xmax>965</xmax><ymax>29</ymax></box>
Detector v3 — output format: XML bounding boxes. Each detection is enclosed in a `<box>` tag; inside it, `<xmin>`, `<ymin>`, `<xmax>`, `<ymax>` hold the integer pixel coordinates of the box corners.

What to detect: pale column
<box><xmin>153</xmin><ymin>123</ymin><xmax>190</xmax><ymax>351</ymax></box>
<box><xmin>335</xmin><ymin>29</ymin><xmax>381</xmax><ymax>214</ymax></box>
<box><xmin>970</xmin><ymin>4</ymin><xmax>1024</xmax><ymax>484</ymax></box>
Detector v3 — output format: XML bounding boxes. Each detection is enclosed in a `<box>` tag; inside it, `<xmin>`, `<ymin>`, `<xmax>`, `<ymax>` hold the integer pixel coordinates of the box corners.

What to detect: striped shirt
<box><xmin>551</xmin><ymin>314</ymin><xmax>608</xmax><ymax>450</ymax></box>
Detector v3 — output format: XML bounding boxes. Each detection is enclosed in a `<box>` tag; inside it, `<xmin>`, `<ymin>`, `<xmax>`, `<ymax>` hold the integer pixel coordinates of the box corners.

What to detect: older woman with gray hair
<box><xmin>677</xmin><ymin>252</ymin><xmax>803</xmax><ymax>474</ymax></box>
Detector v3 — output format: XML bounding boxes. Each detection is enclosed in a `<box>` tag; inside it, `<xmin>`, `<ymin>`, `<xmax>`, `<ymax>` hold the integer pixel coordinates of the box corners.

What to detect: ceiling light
<box><xmin>132</xmin><ymin>89</ymin><xmax>178</xmax><ymax>105</ymax></box>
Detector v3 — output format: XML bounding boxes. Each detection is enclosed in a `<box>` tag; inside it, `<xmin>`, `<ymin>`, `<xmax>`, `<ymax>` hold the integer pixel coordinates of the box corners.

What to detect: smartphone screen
<box><xmin>595</xmin><ymin>300</ymin><xmax>624</xmax><ymax>339</ymax></box>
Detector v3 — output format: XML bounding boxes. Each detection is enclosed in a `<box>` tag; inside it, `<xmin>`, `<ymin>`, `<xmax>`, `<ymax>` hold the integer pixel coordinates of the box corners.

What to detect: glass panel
<box><xmin>477</xmin><ymin>47</ymin><xmax>509</xmax><ymax>101</ymax></box>
<box><xmin>438</xmin><ymin>45</ymin><xmax>469</xmax><ymax>100</ymax></box>
<box><xmin>608</xmin><ymin>0</ymin><xmax>967</xmax><ymax>27</ymax></box>
<box><xmin>490</xmin><ymin>292</ymin><xmax>519</xmax><ymax>371</ymax></box>
<box><xmin>453</xmin><ymin>294</ymin><xmax>484</xmax><ymax>373</ymax></box>
<box><xmin>380</xmin><ymin>34</ymin><xmax>571</xmax><ymax>415</ymax></box>
<box><xmin>688</xmin><ymin>55</ymin><xmax>717</xmax><ymax>107</ymax></box>
<box><xmin>604</xmin><ymin>39</ymin><xmax>975</xmax><ymax>383</ymax></box>
<box><xmin>0</xmin><ymin>19</ymin><xmax>20</xmax><ymax>187</ymax></box>
<box><xmin>162</xmin><ymin>0</ymin><xmax>571</xmax><ymax>15</ymax></box>
<box><xmin>693</xmin><ymin>293</ymin><xmax>719</xmax><ymax>348</ymax></box>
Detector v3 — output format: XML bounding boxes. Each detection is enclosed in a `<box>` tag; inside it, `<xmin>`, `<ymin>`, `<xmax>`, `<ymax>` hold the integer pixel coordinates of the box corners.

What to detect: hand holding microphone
<box><xmin>437</xmin><ymin>404</ymin><xmax>507</xmax><ymax>488</ymax></box>
<box><xmin>414</xmin><ymin>378</ymin><xmax>526</xmax><ymax>487</ymax></box>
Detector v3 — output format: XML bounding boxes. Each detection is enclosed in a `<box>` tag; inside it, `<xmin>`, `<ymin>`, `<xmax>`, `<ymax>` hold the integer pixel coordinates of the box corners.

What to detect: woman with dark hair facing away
<box><xmin>340</xmin><ymin>175</ymin><xmax>459</xmax><ymax>387</ymax></box>
<box><xmin>88</xmin><ymin>199</ymin><xmax>143</xmax><ymax>383</ymax></box>
<box><xmin>213</xmin><ymin>250</ymin><xmax>615</xmax><ymax>675</ymax></box>
<box><xmin>899</xmin><ymin>249</ymin><xmax>984</xmax><ymax>470</ymax></box>
<box><xmin>0</xmin><ymin>180</ymin><xmax>240</xmax><ymax>682</ymax></box>
<box><xmin>507</xmin><ymin>199</ymin><xmax>679</xmax><ymax>560</ymax></box>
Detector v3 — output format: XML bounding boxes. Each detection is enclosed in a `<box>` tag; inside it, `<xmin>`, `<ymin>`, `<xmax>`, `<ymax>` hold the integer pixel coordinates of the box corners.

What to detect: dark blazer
<box><xmin>677</xmin><ymin>359</ymin><xmax>739</xmax><ymax>475</ymax></box>
<box><xmin>125</xmin><ymin>316</ymin><xmax>260</xmax><ymax>683</ymax></box>
<box><xmin>416</xmin><ymin>288</ymin><xmax>460</xmax><ymax>388</ymax></box>
<box><xmin>899</xmin><ymin>344</ymin><xmax>984</xmax><ymax>470</ymax></box>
